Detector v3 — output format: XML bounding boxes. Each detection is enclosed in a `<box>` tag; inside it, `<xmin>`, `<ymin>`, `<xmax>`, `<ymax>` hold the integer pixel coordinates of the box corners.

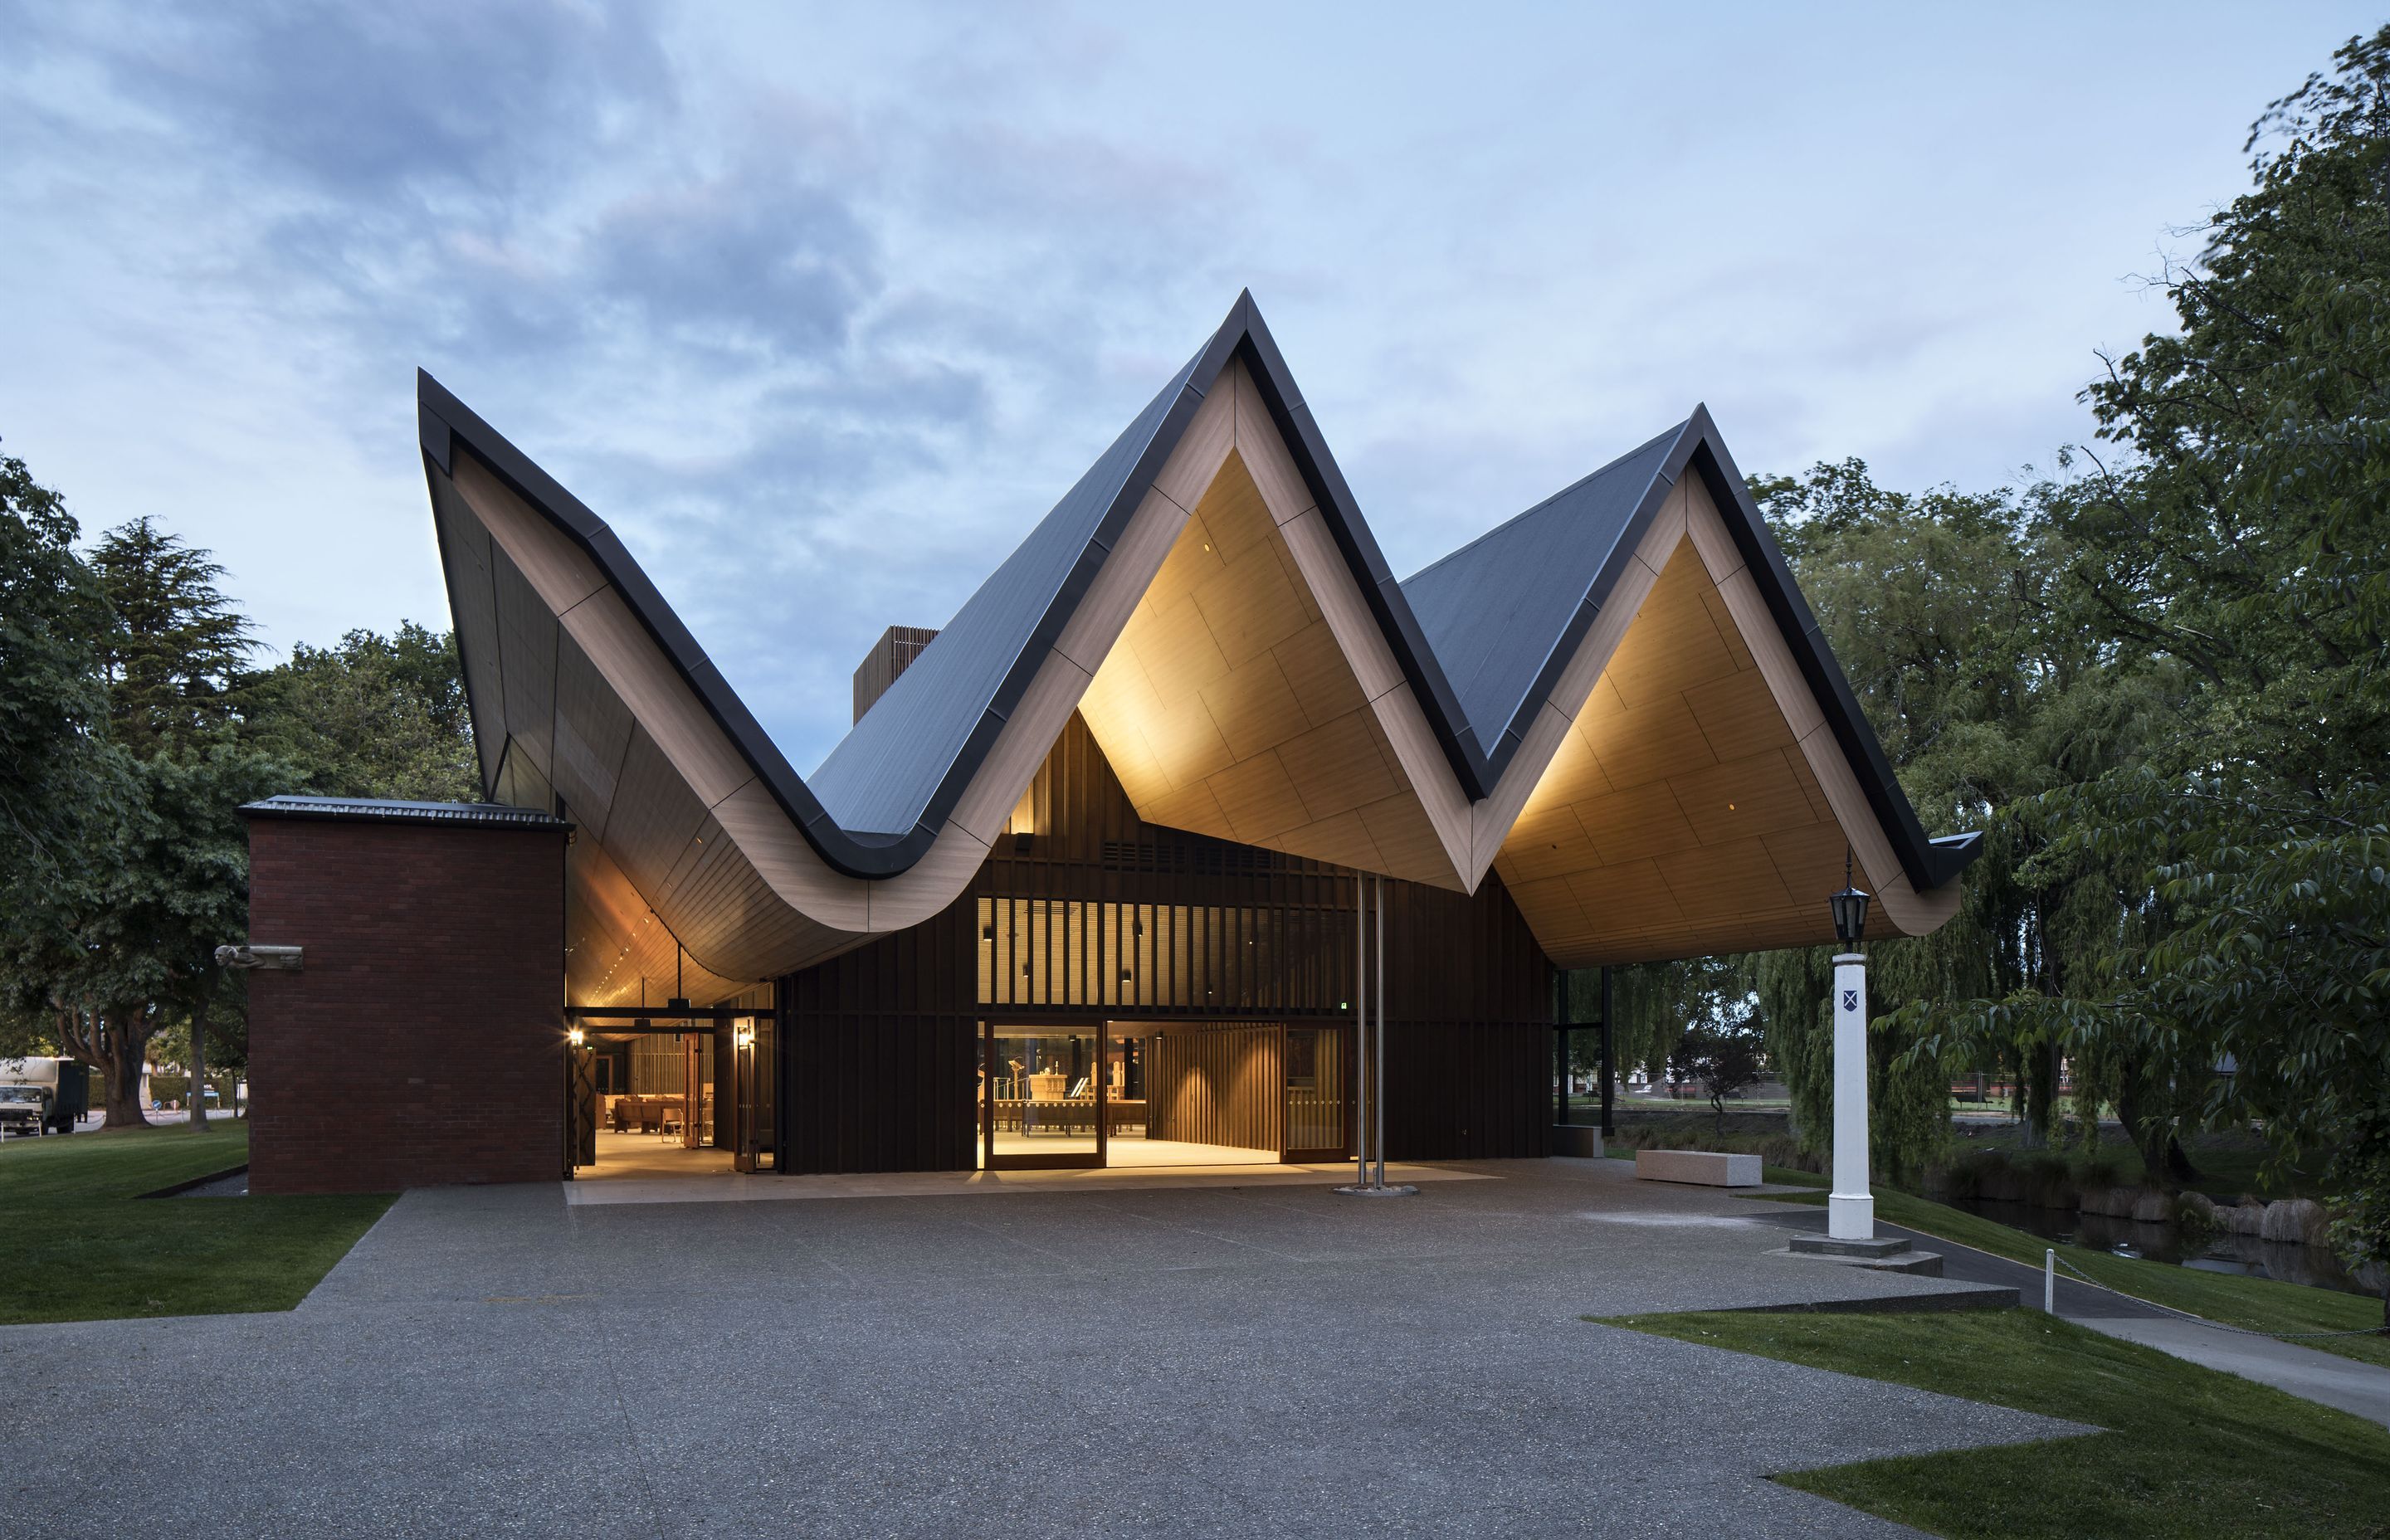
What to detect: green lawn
<box><xmin>0</xmin><ymin>1123</ymin><xmax>393</xmax><ymax>1324</ymax></box>
<box><xmin>1747</xmin><ymin>1182</ymin><xmax>2390</xmax><ymax>1370</ymax></box>
<box><xmin>1597</xmin><ymin>1308</ymin><xmax>2390</xmax><ymax>1539</ymax></box>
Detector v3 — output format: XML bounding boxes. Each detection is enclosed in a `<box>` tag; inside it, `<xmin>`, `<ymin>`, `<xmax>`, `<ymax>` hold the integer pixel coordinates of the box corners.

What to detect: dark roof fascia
<box><xmin>240</xmin><ymin>796</ymin><xmax>573</xmax><ymax>832</ymax></box>
<box><xmin>882</xmin><ymin>319</ymin><xmax>1241</xmax><ymax>846</ymax></box>
<box><xmin>1227</xmin><ymin>299</ymin><xmax>1496</xmax><ymax>798</ymax></box>
<box><xmin>421</xmin><ymin>447</ymin><xmax>502</xmax><ymax>798</ymax></box>
<box><xmin>418</xmin><ymin>373</ymin><xmax>925</xmax><ymax>878</ymax></box>
<box><xmin>416</xmin><ymin>300</ymin><xmax>1977</xmax><ymax>895</ymax></box>
<box><xmin>1673</xmin><ymin>409</ymin><xmax>1979</xmax><ymax>891</ymax></box>
<box><xmin>417</xmin><ymin>319</ymin><xmax>1233</xmax><ymax>878</ymax></box>
<box><xmin>1457</xmin><ymin>421</ymin><xmax>1698</xmax><ymax>777</ymax></box>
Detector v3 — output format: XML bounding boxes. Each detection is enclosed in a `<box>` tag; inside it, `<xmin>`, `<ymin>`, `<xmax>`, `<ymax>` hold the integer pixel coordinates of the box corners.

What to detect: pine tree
<box><xmin>88</xmin><ymin>516</ymin><xmax>256</xmax><ymax>759</ymax></box>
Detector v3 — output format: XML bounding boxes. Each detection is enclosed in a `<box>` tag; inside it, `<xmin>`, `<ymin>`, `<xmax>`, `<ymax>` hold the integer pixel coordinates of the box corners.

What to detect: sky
<box><xmin>3</xmin><ymin>3</ymin><xmax>2378</xmax><ymax>774</ymax></box>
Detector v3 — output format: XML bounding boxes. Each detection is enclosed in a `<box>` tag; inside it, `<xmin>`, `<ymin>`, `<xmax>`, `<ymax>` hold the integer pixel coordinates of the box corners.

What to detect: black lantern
<box><xmin>1829</xmin><ymin>885</ymin><xmax>1871</xmax><ymax>946</ymax></box>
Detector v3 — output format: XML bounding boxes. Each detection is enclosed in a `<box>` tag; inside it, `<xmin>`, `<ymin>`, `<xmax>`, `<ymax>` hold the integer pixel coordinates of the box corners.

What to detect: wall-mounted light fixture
<box><xmin>567</xmin><ymin>1026</ymin><xmax>586</xmax><ymax>1048</ymax></box>
<box><xmin>734</xmin><ymin>1020</ymin><xmax>757</xmax><ymax>1050</ymax></box>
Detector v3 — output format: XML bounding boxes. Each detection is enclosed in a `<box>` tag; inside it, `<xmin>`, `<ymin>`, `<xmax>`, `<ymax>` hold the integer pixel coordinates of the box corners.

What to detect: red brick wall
<box><xmin>246</xmin><ymin>817</ymin><xmax>566</xmax><ymax>1195</ymax></box>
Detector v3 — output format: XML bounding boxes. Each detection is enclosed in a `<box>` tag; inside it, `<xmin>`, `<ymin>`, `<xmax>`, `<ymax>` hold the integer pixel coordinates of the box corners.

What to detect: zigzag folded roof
<box><xmin>418</xmin><ymin>292</ymin><xmax>1978</xmax><ymax>1000</ymax></box>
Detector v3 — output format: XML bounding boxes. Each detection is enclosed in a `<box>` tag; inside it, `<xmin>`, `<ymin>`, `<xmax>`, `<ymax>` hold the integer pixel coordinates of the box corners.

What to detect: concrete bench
<box><xmin>1634</xmin><ymin>1149</ymin><xmax>1761</xmax><ymax>1187</ymax></box>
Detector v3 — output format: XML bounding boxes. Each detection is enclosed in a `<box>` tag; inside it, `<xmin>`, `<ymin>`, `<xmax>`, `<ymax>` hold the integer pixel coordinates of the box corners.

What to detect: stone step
<box><xmin>1789</xmin><ymin>1232</ymin><xmax>1911</xmax><ymax>1260</ymax></box>
<box><xmin>1768</xmin><ymin>1234</ymin><xmax>1950</xmax><ymax>1281</ymax></box>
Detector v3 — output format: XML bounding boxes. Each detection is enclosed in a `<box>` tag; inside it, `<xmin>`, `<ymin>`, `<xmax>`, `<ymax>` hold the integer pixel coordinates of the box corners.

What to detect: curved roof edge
<box><xmin>417</xmin><ymin>291</ymin><xmax>1978</xmax><ymax>894</ymax></box>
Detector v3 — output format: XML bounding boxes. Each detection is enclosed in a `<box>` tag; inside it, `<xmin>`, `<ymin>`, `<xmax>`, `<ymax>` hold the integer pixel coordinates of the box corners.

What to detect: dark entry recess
<box><xmin>774</xmin><ymin>715</ymin><xmax>1555</xmax><ymax>1176</ymax></box>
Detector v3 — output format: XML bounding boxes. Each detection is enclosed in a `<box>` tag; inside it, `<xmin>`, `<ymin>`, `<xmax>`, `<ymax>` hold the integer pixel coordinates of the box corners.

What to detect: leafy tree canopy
<box><xmin>241</xmin><ymin>622</ymin><xmax>478</xmax><ymax>802</ymax></box>
<box><xmin>0</xmin><ymin>449</ymin><xmax>121</xmax><ymax>908</ymax></box>
<box><xmin>88</xmin><ymin>515</ymin><xmax>256</xmax><ymax>759</ymax></box>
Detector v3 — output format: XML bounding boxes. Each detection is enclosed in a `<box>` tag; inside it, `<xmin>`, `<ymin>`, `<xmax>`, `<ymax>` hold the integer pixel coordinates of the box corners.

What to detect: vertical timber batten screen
<box><xmin>776</xmin><ymin>715</ymin><xmax>1554</xmax><ymax>1173</ymax></box>
<box><xmin>1145</xmin><ymin>1023</ymin><xmax>1284</xmax><ymax>1152</ymax></box>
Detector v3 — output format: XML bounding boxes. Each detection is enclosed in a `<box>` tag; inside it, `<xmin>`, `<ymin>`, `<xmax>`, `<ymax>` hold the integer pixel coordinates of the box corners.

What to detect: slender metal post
<box><xmin>1598</xmin><ymin>965</ymin><xmax>1615</xmax><ymax>1138</ymax></box>
<box><xmin>2045</xmin><ymin>1249</ymin><xmax>2056</xmax><ymax>1313</ymax></box>
<box><xmin>1373</xmin><ymin>873</ymin><xmax>1386</xmax><ymax>1187</ymax></box>
<box><xmin>1554</xmin><ymin>971</ymin><xmax>1568</xmax><ymax>1130</ymax></box>
<box><xmin>1354</xmin><ymin>871</ymin><xmax>1366</xmax><ymax>1187</ymax></box>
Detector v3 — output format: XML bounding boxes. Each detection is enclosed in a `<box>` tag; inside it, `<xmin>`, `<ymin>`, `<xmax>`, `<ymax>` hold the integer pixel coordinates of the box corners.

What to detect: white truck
<box><xmin>0</xmin><ymin>1056</ymin><xmax>91</xmax><ymax>1137</ymax></box>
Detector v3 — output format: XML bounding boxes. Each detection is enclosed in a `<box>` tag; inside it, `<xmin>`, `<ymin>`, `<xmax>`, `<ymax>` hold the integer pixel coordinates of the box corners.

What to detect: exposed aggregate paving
<box><xmin>1</xmin><ymin>1157</ymin><xmax>2084</xmax><ymax>1538</ymax></box>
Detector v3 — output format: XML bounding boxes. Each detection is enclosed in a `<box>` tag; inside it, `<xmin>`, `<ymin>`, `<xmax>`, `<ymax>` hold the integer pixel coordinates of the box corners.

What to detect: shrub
<box><xmin>2075</xmin><ymin>1150</ymin><xmax>2128</xmax><ymax>1191</ymax></box>
<box><xmin>2175</xmin><ymin>1191</ymin><xmax>2222</xmax><ymax>1245</ymax></box>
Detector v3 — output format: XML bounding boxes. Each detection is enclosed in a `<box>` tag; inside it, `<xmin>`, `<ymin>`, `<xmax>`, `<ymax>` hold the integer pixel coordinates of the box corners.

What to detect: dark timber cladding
<box><xmin>776</xmin><ymin>716</ymin><xmax>1551</xmax><ymax>1173</ymax></box>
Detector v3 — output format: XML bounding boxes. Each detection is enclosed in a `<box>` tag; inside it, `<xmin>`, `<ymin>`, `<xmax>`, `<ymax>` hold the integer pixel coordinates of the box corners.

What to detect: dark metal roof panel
<box><xmin>806</xmin><ymin>344</ymin><xmax>1204</xmax><ymax>834</ymax></box>
<box><xmin>241</xmin><ymin>795</ymin><xmax>571</xmax><ymax>830</ymax></box>
<box><xmin>416</xmin><ymin>293</ymin><xmax>1981</xmax><ymax>896</ymax></box>
<box><xmin>1398</xmin><ymin>422</ymin><xmax>1685</xmax><ymax>757</ymax></box>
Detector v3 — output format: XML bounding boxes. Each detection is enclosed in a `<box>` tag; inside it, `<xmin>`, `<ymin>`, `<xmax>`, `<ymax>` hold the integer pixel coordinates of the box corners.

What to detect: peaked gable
<box><xmin>419</xmin><ymin>290</ymin><xmax>1980</xmax><ymax>995</ymax></box>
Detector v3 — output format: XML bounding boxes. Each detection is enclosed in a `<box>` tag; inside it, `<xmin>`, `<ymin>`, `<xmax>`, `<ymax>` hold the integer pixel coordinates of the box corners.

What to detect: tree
<box><xmin>1900</xmin><ymin>27</ymin><xmax>2390</xmax><ymax>1310</ymax></box>
<box><xmin>241</xmin><ymin>623</ymin><xmax>478</xmax><ymax>802</ymax></box>
<box><xmin>1570</xmin><ymin>954</ymin><xmax>1749</xmax><ymax>1088</ymax></box>
<box><xmin>1750</xmin><ymin>459</ymin><xmax>2174</xmax><ymax>1154</ymax></box>
<box><xmin>2</xmin><ymin>457</ymin><xmax>476</xmax><ymax>1136</ymax></box>
<box><xmin>1750</xmin><ymin>943</ymin><xmax>1953</xmax><ymax>1183</ymax></box>
<box><xmin>1668</xmin><ymin>1014</ymin><xmax>1763</xmax><ymax>1133</ymax></box>
<box><xmin>21</xmin><ymin>742</ymin><xmax>288</xmax><ymax>1130</ymax></box>
<box><xmin>0</xmin><ymin>448</ymin><xmax>121</xmax><ymax>935</ymax></box>
<box><xmin>78</xmin><ymin>517</ymin><xmax>281</xmax><ymax>1129</ymax></box>
<box><xmin>0</xmin><ymin>449</ymin><xmax>129</xmax><ymax>1077</ymax></box>
<box><xmin>89</xmin><ymin>516</ymin><xmax>256</xmax><ymax>758</ymax></box>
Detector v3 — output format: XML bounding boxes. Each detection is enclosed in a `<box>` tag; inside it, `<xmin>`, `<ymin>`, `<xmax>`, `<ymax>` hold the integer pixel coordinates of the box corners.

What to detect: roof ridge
<box><xmin>419</xmin><ymin>300</ymin><xmax>1977</xmax><ymax>895</ymax></box>
<box><xmin>1400</xmin><ymin>417</ymin><xmax>1690</xmax><ymax>590</ymax></box>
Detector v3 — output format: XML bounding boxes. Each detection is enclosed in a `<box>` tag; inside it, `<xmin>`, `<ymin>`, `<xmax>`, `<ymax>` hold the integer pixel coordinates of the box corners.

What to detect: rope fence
<box><xmin>2042</xmin><ymin>1247</ymin><xmax>2389</xmax><ymax>1340</ymax></box>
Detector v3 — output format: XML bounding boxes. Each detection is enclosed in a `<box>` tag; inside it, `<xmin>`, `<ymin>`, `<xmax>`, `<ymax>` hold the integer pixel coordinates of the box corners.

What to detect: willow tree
<box><xmin>1909</xmin><ymin>29</ymin><xmax>2390</xmax><ymax>1310</ymax></box>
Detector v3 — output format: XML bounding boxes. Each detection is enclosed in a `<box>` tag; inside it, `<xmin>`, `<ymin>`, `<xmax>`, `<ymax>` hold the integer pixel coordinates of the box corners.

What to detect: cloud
<box><xmin>588</xmin><ymin>164</ymin><xmax>881</xmax><ymax>359</ymax></box>
<box><xmin>80</xmin><ymin>1</ymin><xmax>675</xmax><ymax>202</ymax></box>
<box><xmin>9</xmin><ymin>1</ymin><xmax>2340</xmax><ymax>775</ymax></box>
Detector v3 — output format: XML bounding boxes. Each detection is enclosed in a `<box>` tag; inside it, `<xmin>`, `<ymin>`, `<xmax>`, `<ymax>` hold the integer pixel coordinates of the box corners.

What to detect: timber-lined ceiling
<box><xmin>1494</xmin><ymin>529</ymin><xmax>1909</xmax><ymax>967</ymax></box>
<box><xmin>420</xmin><ymin>296</ymin><xmax>1971</xmax><ymax>1006</ymax></box>
<box><xmin>1076</xmin><ymin>444</ymin><xmax>1462</xmax><ymax>889</ymax></box>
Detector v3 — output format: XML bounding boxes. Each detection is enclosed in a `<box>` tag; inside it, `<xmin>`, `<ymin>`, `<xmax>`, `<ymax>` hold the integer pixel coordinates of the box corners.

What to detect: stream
<box><xmin>1944</xmin><ymin>1195</ymin><xmax>2385</xmax><ymax>1299</ymax></box>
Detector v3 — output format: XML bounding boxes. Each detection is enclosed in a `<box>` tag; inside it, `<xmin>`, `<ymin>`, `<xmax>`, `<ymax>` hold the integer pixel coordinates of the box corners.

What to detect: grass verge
<box><xmin>0</xmin><ymin>1123</ymin><xmax>393</xmax><ymax>1324</ymax></box>
<box><xmin>1597</xmin><ymin>1307</ymin><xmax>2390</xmax><ymax>1540</ymax></box>
<box><xmin>1748</xmin><ymin>1183</ymin><xmax>2390</xmax><ymax>1370</ymax></box>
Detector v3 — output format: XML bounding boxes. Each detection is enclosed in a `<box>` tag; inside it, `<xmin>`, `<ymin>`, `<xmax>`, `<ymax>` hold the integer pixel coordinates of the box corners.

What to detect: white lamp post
<box><xmin>1827</xmin><ymin>880</ymin><xmax>1873</xmax><ymax>1241</ymax></box>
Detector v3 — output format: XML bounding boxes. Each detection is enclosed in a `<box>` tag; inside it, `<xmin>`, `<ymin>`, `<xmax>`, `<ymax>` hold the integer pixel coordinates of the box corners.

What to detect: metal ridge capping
<box><xmin>415</xmin><ymin>292</ymin><xmax>1978</xmax><ymax>894</ymax></box>
<box><xmin>240</xmin><ymin>796</ymin><xmax>572</xmax><ymax>830</ymax></box>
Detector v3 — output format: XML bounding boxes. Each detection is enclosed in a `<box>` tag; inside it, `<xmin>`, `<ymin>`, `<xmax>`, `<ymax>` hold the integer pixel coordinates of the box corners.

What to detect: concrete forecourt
<box><xmin>1</xmin><ymin>1157</ymin><xmax>2078</xmax><ymax>1538</ymax></box>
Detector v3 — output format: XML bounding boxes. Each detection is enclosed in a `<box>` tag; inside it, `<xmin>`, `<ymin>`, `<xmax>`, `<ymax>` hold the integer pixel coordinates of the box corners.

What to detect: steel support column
<box><xmin>1599</xmin><ymin>965</ymin><xmax>1615</xmax><ymax>1138</ymax></box>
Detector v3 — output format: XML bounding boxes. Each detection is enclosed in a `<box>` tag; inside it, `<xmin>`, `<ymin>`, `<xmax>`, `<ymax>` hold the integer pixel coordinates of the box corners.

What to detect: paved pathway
<box><xmin>1742</xmin><ymin>1200</ymin><xmax>2390</xmax><ymax>1429</ymax></box>
<box><xmin>2076</xmin><ymin>1317</ymin><xmax>2390</xmax><ymax>1428</ymax></box>
<box><xmin>2</xmin><ymin>1158</ymin><xmax>2081</xmax><ymax>1538</ymax></box>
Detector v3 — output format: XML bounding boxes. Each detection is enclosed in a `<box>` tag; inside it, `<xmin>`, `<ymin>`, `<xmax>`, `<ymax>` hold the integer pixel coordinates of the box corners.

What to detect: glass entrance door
<box><xmin>983</xmin><ymin>1023</ymin><xmax>1105</xmax><ymax>1170</ymax></box>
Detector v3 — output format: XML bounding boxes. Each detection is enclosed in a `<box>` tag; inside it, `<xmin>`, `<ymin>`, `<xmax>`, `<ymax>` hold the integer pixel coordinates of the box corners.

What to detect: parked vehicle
<box><xmin>0</xmin><ymin>1084</ymin><xmax>54</xmax><ymax>1137</ymax></box>
<box><xmin>0</xmin><ymin>1057</ymin><xmax>89</xmax><ymax>1135</ymax></box>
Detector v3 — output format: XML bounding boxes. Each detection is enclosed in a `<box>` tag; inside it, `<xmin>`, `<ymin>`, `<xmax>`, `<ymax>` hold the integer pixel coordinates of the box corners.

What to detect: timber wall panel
<box><xmin>778</xmin><ymin>894</ymin><xmax>978</xmax><ymax>1175</ymax></box>
<box><xmin>1147</xmin><ymin>1024</ymin><xmax>1282</xmax><ymax>1151</ymax></box>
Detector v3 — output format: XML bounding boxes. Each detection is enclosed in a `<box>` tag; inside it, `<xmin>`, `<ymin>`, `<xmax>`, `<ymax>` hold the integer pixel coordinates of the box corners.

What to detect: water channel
<box><xmin>1944</xmin><ymin>1194</ymin><xmax>2385</xmax><ymax>1298</ymax></box>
